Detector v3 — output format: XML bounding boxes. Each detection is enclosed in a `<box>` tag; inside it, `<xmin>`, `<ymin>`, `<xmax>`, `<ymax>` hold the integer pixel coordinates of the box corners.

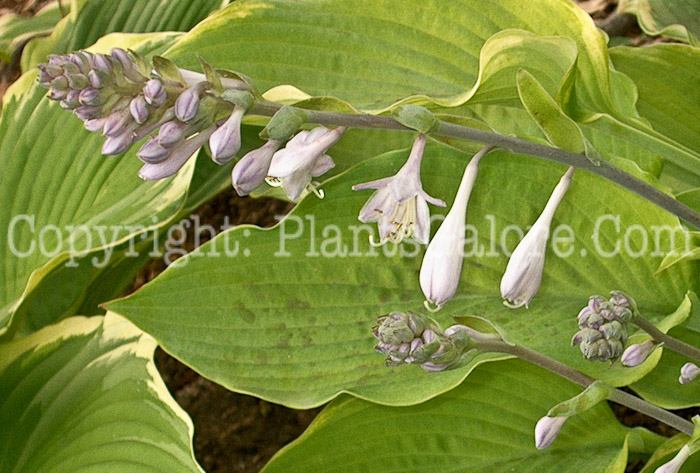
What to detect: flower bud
<box><xmin>137</xmin><ymin>137</ymin><xmax>171</xmax><ymax>163</ymax></box>
<box><xmin>79</xmin><ymin>88</ymin><xmax>101</xmax><ymax>106</ymax></box>
<box><xmin>139</xmin><ymin>126</ymin><xmax>216</xmax><ymax>181</ymax></box>
<box><xmin>534</xmin><ymin>416</ymin><xmax>567</xmax><ymax>450</ymax></box>
<box><xmin>67</xmin><ymin>73</ymin><xmax>89</xmax><ymax>90</ymax></box>
<box><xmin>158</xmin><ymin>121</ymin><xmax>188</xmax><ymax>147</ymax></box>
<box><xmin>84</xmin><ymin>118</ymin><xmax>106</xmax><ymax>132</ymax></box>
<box><xmin>93</xmin><ymin>54</ymin><xmax>113</xmax><ymax>73</ymax></box>
<box><xmin>88</xmin><ymin>69</ymin><xmax>105</xmax><ymax>88</ymax></box>
<box><xmin>679</xmin><ymin>362</ymin><xmax>700</xmax><ymax>385</ymax></box>
<box><xmin>144</xmin><ymin>79</ymin><xmax>167</xmax><ymax>106</ymax></box>
<box><xmin>231</xmin><ymin>139</ymin><xmax>282</xmax><ymax>196</ymax></box>
<box><xmin>621</xmin><ymin>340</ymin><xmax>655</xmax><ymax>367</ymax></box>
<box><xmin>74</xmin><ymin>105</ymin><xmax>101</xmax><ymax>121</ymax></box>
<box><xmin>102</xmin><ymin>110</ymin><xmax>131</xmax><ymax>137</ymax></box>
<box><xmin>102</xmin><ymin>132</ymin><xmax>133</xmax><ymax>155</ymax></box>
<box><xmin>174</xmin><ymin>84</ymin><xmax>203</xmax><ymax>122</ymax></box>
<box><xmin>209</xmin><ymin>106</ymin><xmax>245</xmax><ymax>164</ymax></box>
<box><xmin>655</xmin><ymin>445</ymin><xmax>691</xmax><ymax>473</ymax></box>
<box><xmin>130</xmin><ymin>96</ymin><xmax>149</xmax><ymax>124</ymax></box>
<box><xmin>50</xmin><ymin>75</ymin><xmax>69</xmax><ymax>90</ymax></box>
<box><xmin>500</xmin><ymin>166</ymin><xmax>573</xmax><ymax>308</ymax></box>
<box><xmin>420</xmin><ymin>148</ymin><xmax>489</xmax><ymax>311</ymax></box>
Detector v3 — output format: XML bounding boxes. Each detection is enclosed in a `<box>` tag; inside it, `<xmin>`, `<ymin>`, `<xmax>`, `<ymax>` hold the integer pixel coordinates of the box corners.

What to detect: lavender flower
<box><xmin>267</xmin><ymin>126</ymin><xmax>347</xmax><ymax>201</ymax></box>
<box><xmin>352</xmin><ymin>134</ymin><xmax>445</xmax><ymax>245</ymax></box>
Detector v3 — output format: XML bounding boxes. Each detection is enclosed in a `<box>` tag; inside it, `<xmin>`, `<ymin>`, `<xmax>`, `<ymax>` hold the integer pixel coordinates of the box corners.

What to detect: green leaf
<box><xmin>261</xmin><ymin>360</ymin><xmax>634</xmax><ymax>473</ymax></box>
<box><xmin>107</xmin><ymin>145</ymin><xmax>698</xmax><ymax>407</ymax></box>
<box><xmin>0</xmin><ymin>1</ymin><xmax>64</xmax><ymax>64</ymax></box>
<box><xmin>393</xmin><ymin>105</ymin><xmax>438</xmax><ymax>134</ymax></box>
<box><xmin>0</xmin><ymin>34</ymin><xmax>190</xmax><ymax>334</ymax></box>
<box><xmin>610</xmin><ymin>44</ymin><xmax>700</xmax><ymax>192</ymax></box>
<box><xmin>516</xmin><ymin>68</ymin><xmax>604</xmax><ymax>165</ymax></box>
<box><xmin>0</xmin><ymin>312</ymin><xmax>202</xmax><ymax>473</ymax></box>
<box><xmin>21</xmin><ymin>0</ymin><xmax>229</xmax><ymax>71</ymax></box>
<box><xmin>619</xmin><ymin>0</ymin><xmax>700</xmax><ymax>45</ymax></box>
<box><xmin>165</xmin><ymin>0</ymin><xmax>618</xmax><ymax>115</ymax></box>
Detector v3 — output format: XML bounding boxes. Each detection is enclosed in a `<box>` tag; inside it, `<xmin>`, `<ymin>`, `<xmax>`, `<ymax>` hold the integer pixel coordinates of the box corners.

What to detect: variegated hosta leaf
<box><xmin>0</xmin><ymin>312</ymin><xmax>202</xmax><ymax>473</ymax></box>
<box><xmin>262</xmin><ymin>360</ymin><xmax>659</xmax><ymax>473</ymax></box>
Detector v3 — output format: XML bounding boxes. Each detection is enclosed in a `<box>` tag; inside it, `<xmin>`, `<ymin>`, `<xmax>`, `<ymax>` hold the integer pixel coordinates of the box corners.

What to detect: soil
<box><xmin>1</xmin><ymin>1</ymin><xmax>697</xmax><ymax>472</ymax></box>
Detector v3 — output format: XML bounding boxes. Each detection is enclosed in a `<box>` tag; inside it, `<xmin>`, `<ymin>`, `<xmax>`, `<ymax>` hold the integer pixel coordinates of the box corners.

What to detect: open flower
<box><xmin>500</xmin><ymin>166</ymin><xmax>574</xmax><ymax>308</ymax></box>
<box><xmin>267</xmin><ymin>126</ymin><xmax>346</xmax><ymax>201</ymax></box>
<box><xmin>419</xmin><ymin>147</ymin><xmax>491</xmax><ymax>311</ymax></box>
<box><xmin>352</xmin><ymin>134</ymin><xmax>445</xmax><ymax>245</ymax></box>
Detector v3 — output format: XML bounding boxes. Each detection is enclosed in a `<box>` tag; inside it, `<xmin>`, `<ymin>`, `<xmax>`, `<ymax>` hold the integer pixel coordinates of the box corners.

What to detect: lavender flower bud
<box><xmin>102</xmin><ymin>110</ymin><xmax>131</xmax><ymax>137</ymax></box>
<box><xmin>158</xmin><ymin>121</ymin><xmax>188</xmax><ymax>147</ymax></box>
<box><xmin>102</xmin><ymin>132</ymin><xmax>133</xmax><ymax>155</ymax></box>
<box><xmin>86</xmin><ymin>70</ymin><xmax>101</xmax><ymax>89</ymax></box>
<box><xmin>61</xmin><ymin>62</ymin><xmax>79</xmax><ymax>75</ymax></box>
<box><xmin>49</xmin><ymin>89</ymin><xmax>68</xmax><ymax>100</ymax></box>
<box><xmin>534</xmin><ymin>416</ymin><xmax>567</xmax><ymax>449</ymax></box>
<box><xmin>679</xmin><ymin>363</ymin><xmax>700</xmax><ymax>385</ymax></box>
<box><xmin>67</xmin><ymin>73</ymin><xmax>89</xmax><ymax>90</ymax></box>
<box><xmin>621</xmin><ymin>340</ymin><xmax>655</xmax><ymax>367</ymax></box>
<box><xmin>130</xmin><ymin>96</ymin><xmax>149</xmax><ymax>124</ymax></box>
<box><xmin>144</xmin><ymin>79</ymin><xmax>167</xmax><ymax>107</ymax></box>
<box><xmin>39</xmin><ymin>64</ymin><xmax>64</xmax><ymax>80</ymax></box>
<box><xmin>61</xmin><ymin>90</ymin><xmax>80</xmax><ymax>109</ymax></box>
<box><xmin>139</xmin><ymin>126</ymin><xmax>216</xmax><ymax>181</ymax></box>
<box><xmin>137</xmin><ymin>137</ymin><xmax>171</xmax><ymax>163</ymax></box>
<box><xmin>231</xmin><ymin>139</ymin><xmax>282</xmax><ymax>196</ymax></box>
<box><xmin>93</xmin><ymin>54</ymin><xmax>113</xmax><ymax>74</ymax></box>
<box><xmin>209</xmin><ymin>106</ymin><xmax>245</xmax><ymax>164</ymax></box>
<box><xmin>374</xmin><ymin>311</ymin><xmax>427</xmax><ymax>346</ymax></box>
<box><xmin>79</xmin><ymin>88</ymin><xmax>101</xmax><ymax>106</ymax></box>
<box><xmin>74</xmin><ymin>105</ymin><xmax>101</xmax><ymax>121</ymax></box>
<box><xmin>174</xmin><ymin>84</ymin><xmax>202</xmax><ymax>122</ymax></box>
<box><xmin>84</xmin><ymin>118</ymin><xmax>106</xmax><ymax>132</ymax></box>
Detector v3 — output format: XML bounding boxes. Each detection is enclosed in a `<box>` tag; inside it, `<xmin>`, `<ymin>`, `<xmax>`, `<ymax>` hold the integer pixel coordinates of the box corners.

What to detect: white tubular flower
<box><xmin>500</xmin><ymin>166</ymin><xmax>574</xmax><ymax>309</ymax></box>
<box><xmin>352</xmin><ymin>134</ymin><xmax>445</xmax><ymax>245</ymax></box>
<box><xmin>655</xmin><ymin>445</ymin><xmax>691</xmax><ymax>473</ymax></box>
<box><xmin>534</xmin><ymin>415</ymin><xmax>568</xmax><ymax>450</ymax></box>
<box><xmin>419</xmin><ymin>147</ymin><xmax>490</xmax><ymax>312</ymax></box>
<box><xmin>266</xmin><ymin>126</ymin><xmax>347</xmax><ymax>201</ymax></box>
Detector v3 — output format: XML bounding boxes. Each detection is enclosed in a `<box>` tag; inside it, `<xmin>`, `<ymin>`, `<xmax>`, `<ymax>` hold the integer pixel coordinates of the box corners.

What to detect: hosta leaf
<box><xmin>0</xmin><ymin>312</ymin><xmax>202</xmax><ymax>473</ymax></box>
<box><xmin>21</xmin><ymin>0</ymin><xmax>230</xmax><ymax>71</ymax></box>
<box><xmin>107</xmin><ymin>145</ymin><xmax>698</xmax><ymax>407</ymax></box>
<box><xmin>0</xmin><ymin>1</ymin><xmax>64</xmax><ymax>64</ymax></box>
<box><xmin>0</xmin><ymin>34</ymin><xmax>189</xmax><ymax>334</ymax></box>
<box><xmin>619</xmin><ymin>0</ymin><xmax>700</xmax><ymax>45</ymax></box>
<box><xmin>262</xmin><ymin>360</ymin><xmax>646</xmax><ymax>473</ymax></box>
<box><xmin>165</xmin><ymin>0</ymin><xmax>622</xmax><ymax>116</ymax></box>
<box><xmin>610</xmin><ymin>44</ymin><xmax>700</xmax><ymax>192</ymax></box>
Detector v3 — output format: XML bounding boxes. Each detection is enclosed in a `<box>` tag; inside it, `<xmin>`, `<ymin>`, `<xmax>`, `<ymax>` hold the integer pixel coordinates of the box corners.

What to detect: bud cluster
<box><xmin>572</xmin><ymin>292</ymin><xmax>635</xmax><ymax>362</ymax></box>
<box><xmin>38</xmin><ymin>49</ymin><xmax>348</xmax><ymax>199</ymax></box>
<box><xmin>373</xmin><ymin>311</ymin><xmax>472</xmax><ymax>371</ymax></box>
<box><xmin>38</xmin><ymin>49</ymin><xmax>254</xmax><ymax>181</ymax></box>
